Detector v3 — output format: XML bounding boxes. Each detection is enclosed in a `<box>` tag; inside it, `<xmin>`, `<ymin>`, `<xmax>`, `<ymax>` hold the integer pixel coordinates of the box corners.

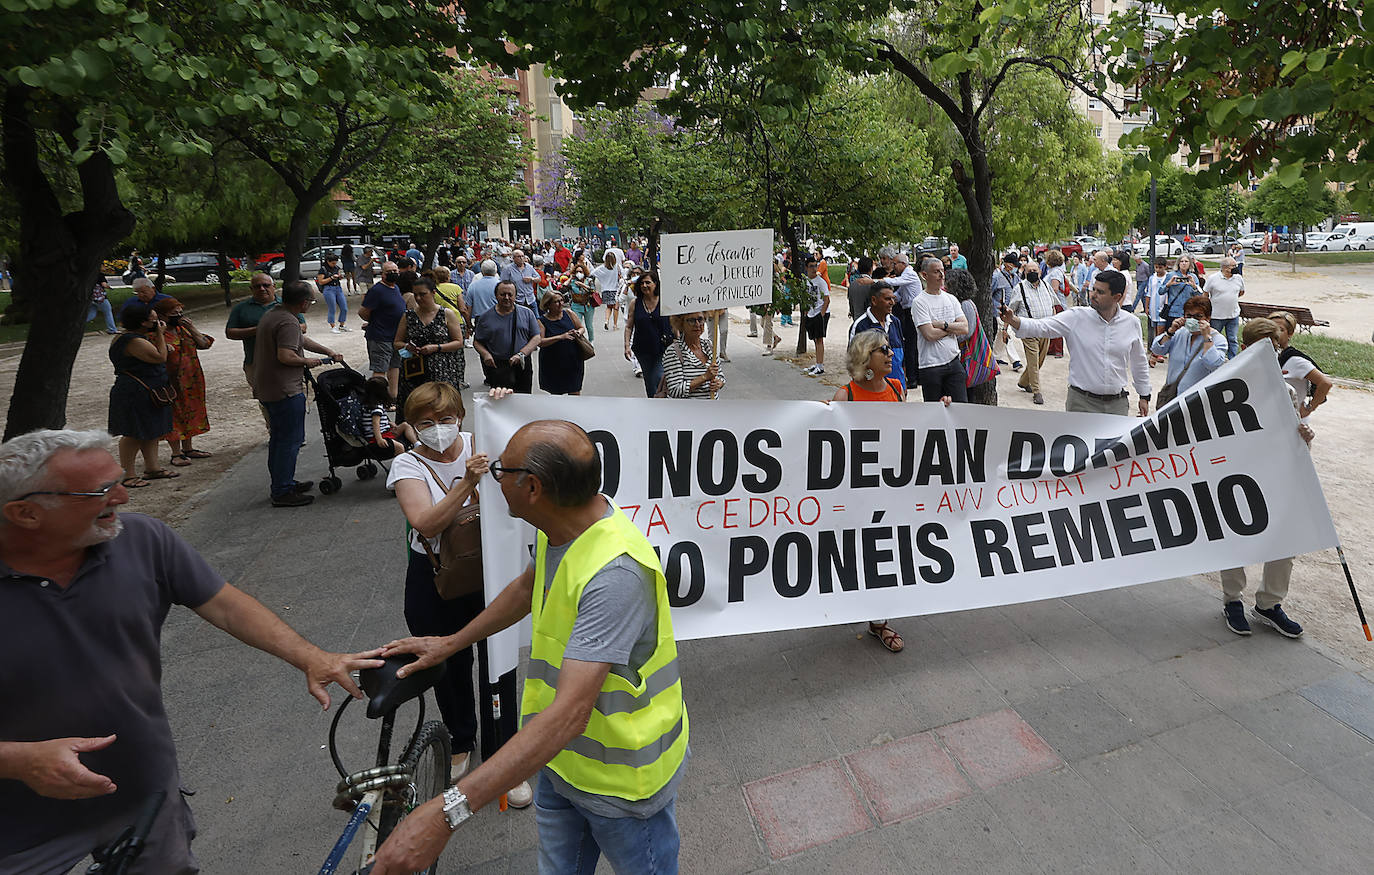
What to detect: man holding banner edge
<box><xmin>369</xmin><ymin>419</ymin><xmax>686</xmax><ymax>875</ymax></box>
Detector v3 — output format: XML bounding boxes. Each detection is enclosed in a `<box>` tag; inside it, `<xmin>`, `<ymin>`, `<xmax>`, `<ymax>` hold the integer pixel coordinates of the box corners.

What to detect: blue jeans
<box><xmin>1212</xmin><ymin>316</ymin><xmax>1239</xmax><ymax>358</ymax></box>
<box><xmin>639</xmin><ymin>353</ymin><xmax>665</xmax><ymax>397</ymax></box>
<box><xmin>322</xmin><ymin>284</ymin><xmax>346</xmax><ymax>325</ymax></box>
<box><xmin>534</xmin><ymin>773</ymin><xmax>679</xmax><ymax>875</ymax></box>
<box><xmin>87</xmin><ymin>297</ymin><xmax>116</xmax><ymax>332</ymax></box>
<box><xmin>263</xmin><ymin>392</ymin><xmax>305</xmax><ymax>498</ymax></box>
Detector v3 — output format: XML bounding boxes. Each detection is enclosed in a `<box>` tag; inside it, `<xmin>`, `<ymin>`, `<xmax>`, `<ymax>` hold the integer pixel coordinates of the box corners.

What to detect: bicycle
<box><xmin>318</xmin><ymin>654</ymin><xmax>452</xmax><ymax>875</ymax></box>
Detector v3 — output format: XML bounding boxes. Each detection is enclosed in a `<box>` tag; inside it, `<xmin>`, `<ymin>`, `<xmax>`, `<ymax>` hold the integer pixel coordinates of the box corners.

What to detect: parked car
<box><xmin>1346</xmin><ymin>233</ymin><xmax>1374</xmax><ymax>251</ymax></box>
<box><xmin>916</xmin><ymin>236</ymin><xmax>950</xmax><ymax>258</ymax></box>
<box><xmin>1140</xmin><ymin>235</ymin><xmax>1185</xmax><ymax>257</ymax></box>
<box><xmin>1201</xmin><ymin>236</ymin><xmax>1241</xmax><ymax>254</ymax></box>
<box><xmin>1310</xmin><ymin>231</ymin><xmax>1353</xmax><ymax>251</ymax></box>
<box><xmin>146</xmin><ymin>252</ymin><xmax>240</xmax><ymax>284</ymax></box>
<box><xmin>1273</xmin><ymin>234</ymin><xmax>1306</xmax><ymax>252</ymax></box>
<box><xmin>1076</xmin><ymin>236</ymin><xmax>1107</xmax><ymax>252</ymax></box>
<box><xmin>1185</xmin><ymin>235</ymin><xmax>1216</xmax><ymax>253</ymax></box>
<box><xmin>1237</xmin><ymin>232</ymin><xmax>1268</xmax><ymax>252</ymax></box>
<box><xmin>269</xmin><ymin>245</ymin><xmax>352</xmax><ymax>280</ymax></box>
<box><xmin>1034</xmin><ymin>240</ymin><xmax>1084</xmax><ymax>258</ymax></box>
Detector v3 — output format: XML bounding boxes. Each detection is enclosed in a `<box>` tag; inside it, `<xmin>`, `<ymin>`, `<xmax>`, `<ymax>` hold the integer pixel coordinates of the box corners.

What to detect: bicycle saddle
<box><xmin>360</xmin><ymin>654</ymin><xmax>448</xmax><ymax>719</ymax></box>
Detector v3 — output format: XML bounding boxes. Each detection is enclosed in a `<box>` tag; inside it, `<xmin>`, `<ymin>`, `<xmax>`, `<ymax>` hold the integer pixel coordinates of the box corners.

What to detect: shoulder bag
<box><xmin>1156</xmin><ymin>337</ymin><xmax>1207</xmax><ymax>407</ymax></box>
<box><xmin>410</xmin><ymin>450</ymin><xmax>483</xmax><ymax>600</ymax></box>
<box><xmin>958</xmin><ymin>306</ymin><xmax>1000</xmax><ymax>388</ymax></box>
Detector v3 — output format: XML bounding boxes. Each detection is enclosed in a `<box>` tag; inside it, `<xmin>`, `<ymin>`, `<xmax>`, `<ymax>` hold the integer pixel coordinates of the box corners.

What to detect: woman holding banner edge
<box><xmin>830</xmin><ymin>329</ymin><xmax>908</xmax><ymax>652</ymax></box>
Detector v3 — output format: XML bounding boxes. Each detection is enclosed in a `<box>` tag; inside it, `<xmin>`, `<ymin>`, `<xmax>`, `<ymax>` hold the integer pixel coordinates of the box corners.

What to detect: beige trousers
<box><xmin>1220</xmin><ymin>559</ymin><xmax>1294</xmax><ymax>611</ymax></box>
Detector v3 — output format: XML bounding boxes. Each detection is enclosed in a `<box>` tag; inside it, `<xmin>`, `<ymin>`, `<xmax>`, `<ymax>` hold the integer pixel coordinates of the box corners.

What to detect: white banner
<box><xmin>657</xmin><ymin>228</ymin><xmax>774</xmax><ymax>315</ymax></box>
<box><xmin>472</xmin><ymin>343</ymin><xmax>1337</xmax><ymax>679</ymax></box>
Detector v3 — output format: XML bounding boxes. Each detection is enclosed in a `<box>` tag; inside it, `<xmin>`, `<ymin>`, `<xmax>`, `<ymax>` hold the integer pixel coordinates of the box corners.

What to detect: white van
<box><xmin>1331</xmin><ymin>221</ymin><xmax>1374</xmax><ymax>241</ymax></box>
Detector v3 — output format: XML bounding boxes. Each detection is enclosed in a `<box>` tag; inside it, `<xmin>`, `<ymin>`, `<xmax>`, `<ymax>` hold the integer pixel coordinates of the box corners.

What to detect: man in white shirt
<box><xmin>603</xmin><ymin>237</ymin><xmax>625</xmax><ymax>272</ymax></box>
<box><xmin>911</xmin><ymin>257</ymin><xmax>968</xmax><ymax>403</ymax></box>
<box><xmin>801</xmin><ymin>258</ymin><xmax>831</xmax><ymax>376</ymax></box>
<box><xmin>1004</xmin><ymin>267</ymin><xmax>1059</xmax><ymax>405</ymax></box>
<box><xmin>1002</xmin><ymin>270</ymin><xmax>1151</xmax><ymax>416</ymax></box>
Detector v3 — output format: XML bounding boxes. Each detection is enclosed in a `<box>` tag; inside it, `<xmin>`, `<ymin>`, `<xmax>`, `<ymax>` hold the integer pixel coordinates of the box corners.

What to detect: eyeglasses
<box><xmin>876</xmin><ymin>345</ymin><xmax>893</xmax><ymax>354</ymax></box>
<box><xmin>490</xmin><ymin>459</ymin><xmax>533</xmax><ymax>482</ymax></box>
<box><xmin>18</xmin><ymin>481</ymin><xmax>120</xmax><ymax>501</ymax></box>
<box><xmin>684</xmin><ymin>316</ymin><xmax>707</xmax><ymax>324</ymax></box>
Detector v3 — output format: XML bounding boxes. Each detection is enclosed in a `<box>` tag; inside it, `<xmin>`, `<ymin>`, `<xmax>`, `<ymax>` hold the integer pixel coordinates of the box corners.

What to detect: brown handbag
<box><xmin>411</xmin><ymin>453</ymin><xmax>484</xmax><ymax>600</ymax></box>
<box><xmin>122</xmin><ymin>371</ymin><xmax>177</xmax><ymax>407</ymax></box>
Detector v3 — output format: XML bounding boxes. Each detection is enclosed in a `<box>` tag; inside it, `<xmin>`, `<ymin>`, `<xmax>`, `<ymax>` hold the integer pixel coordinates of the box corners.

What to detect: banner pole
<box><xmin>710</xmin><ymin>311</ymin><xmax>719</xmax><ymax>400</ymax></box>
<box><xmin>1336</xmin><ymin>545</ymin><xmax>1372</xmax><ymax>641</ymax></box>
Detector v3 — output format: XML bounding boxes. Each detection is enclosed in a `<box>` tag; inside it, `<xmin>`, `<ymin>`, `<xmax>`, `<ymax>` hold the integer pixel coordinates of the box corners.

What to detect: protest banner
<box><xmin>472</xmin><ymin>343</ymin><xmax>1337</xmax><ymax>678</ymax></box>
<box><xmin>658</xmin><ymin>228</ymin><xmax>774</xmax><ymax>316</ymax></box>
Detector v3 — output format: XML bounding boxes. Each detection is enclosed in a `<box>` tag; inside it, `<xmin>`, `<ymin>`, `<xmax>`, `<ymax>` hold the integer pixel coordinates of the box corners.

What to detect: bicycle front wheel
<box><xmin>376</xmin><ymin>720</ymin><xmax>451</xmax><ymax>872</ymax></box>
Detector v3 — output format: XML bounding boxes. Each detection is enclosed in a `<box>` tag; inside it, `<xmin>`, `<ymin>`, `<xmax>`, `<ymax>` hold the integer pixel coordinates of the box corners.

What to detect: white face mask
<box><xmin>418</xmin><ymin>423</ymin><xmax>460</xmax><ymax>453</ymax></box>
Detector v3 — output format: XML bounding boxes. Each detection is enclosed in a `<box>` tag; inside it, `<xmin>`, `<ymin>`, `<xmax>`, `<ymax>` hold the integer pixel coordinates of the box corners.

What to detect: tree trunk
<box><xmin>215</xmin><ymin>248</ymin><xmax>233</xmax><ymax>306</ymax></box>
<box><xmin>282</xmin><ymin>195</ymin><xmax>320</xmax><ymax>284</ymax></box>
<box><xmin>2</xmin><ymin>86</ymin><xmax>136</xmax><ymax>439</ymax></box>
<box><xmin>645</xmin><ymin>217</ymin><xmax>663</xmax><ymax>268</ymax></box>
<box><xmin>422</xmin><ymin>225</ymin><xmax>446</xmax><ymax>272</ymax></box>
<box><xmin>951</xmin><ymin>148</ymin><xmax>998</xmax><ymax>407</ymax></box>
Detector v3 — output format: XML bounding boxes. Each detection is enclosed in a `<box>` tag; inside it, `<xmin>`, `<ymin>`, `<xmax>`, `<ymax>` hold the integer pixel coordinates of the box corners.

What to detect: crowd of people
<box><xmin>6</xmin><ymin>225</ymin><xmax>1334</xmax><ymax>874</ymax></box>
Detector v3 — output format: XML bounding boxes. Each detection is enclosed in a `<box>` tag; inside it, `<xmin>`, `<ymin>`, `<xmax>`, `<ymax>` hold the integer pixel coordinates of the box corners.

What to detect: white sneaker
<box><xmin>450</xmin><ymin>752</ymin><xmax>470</xmax><ymax>783</ymax></box>
<box><xmin>338</xmin><ymin>325</ymin><xmax>351</xmax><ymax>332</ymax></box>
<box><xmin>633</xmin><ymin>367</ymin><xmax>643</xmax><ymax>377</ymax></box>
<box><xmin>330</xmin><ymin>326</ymin><xmax>341</xmax><ymax>334</ymax></box>
<box><xmin>506</xmin><ymin>780</ymin><xmax>533</xmax><ymax>809</ymax></box>
<box><xmin>465</xmin><ymin>337</ymin><xmax>474</xmax><ymax>348</ymax></box>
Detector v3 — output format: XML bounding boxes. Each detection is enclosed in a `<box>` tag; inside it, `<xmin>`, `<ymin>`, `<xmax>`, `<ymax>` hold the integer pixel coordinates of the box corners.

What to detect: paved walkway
<box><xmin>160</xmin><ymin>309</ymin><xmax>1374</xmax><ymax>873</ymax></box>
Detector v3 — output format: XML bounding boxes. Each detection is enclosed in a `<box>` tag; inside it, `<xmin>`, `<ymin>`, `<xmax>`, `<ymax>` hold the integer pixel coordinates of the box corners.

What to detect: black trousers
<box><xmin>482</xmin><ymin>358</ymin><xmax>534</xmax><ymax>393</ymax></box>
<box><xmin>916</xmin><ymin>357</ymin><xmax>968</xmax><ymax>403</ymax></box>
<box><xmin>404</xmin><ymin>550</ymin><xmax>517</xmax><ymax>759</ymax></box>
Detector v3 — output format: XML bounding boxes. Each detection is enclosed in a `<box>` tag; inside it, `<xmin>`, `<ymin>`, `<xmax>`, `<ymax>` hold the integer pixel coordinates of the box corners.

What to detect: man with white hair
<box><xmin>116</xmin><ymin>277</ymin><xmax>168</xmax><ymax>320</ymax></box>
<box><xmin>0</xmin><ymin>430</ymin><xmax>382</xmax><ymax>874</ymax></box>
<box><xmin>465</xmin><ymin>259</ymin><xmax>501</xmax><ymax>322</ymax></box>
<box><xmin>1078</xmin><ymin>249</ymin><xmax>1110</xmax><ymax>307</ymax></box>
<box><xmin>500</xmin><ymin>249</ymin><xmax>541</xmax><ymax>310</ymax></box>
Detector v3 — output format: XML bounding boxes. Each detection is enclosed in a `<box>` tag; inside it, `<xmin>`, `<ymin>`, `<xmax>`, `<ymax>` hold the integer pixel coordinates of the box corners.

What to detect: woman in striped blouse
<box><xmin>662</xmin><ymin>311</ymin><xmax>726</xmax><ymax>399</ymax></box>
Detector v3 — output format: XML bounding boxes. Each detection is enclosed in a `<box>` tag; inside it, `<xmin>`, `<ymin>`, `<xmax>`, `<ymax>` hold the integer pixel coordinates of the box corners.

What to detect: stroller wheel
<box><xmin>356</xmin><ymin>463</ymin><xmax>378</xmax><ymax>481</ymax></box>
<box><xmin>320</xmin><ymin>476</ymin><xmax>341</xmax><ymax>495</ymax></box>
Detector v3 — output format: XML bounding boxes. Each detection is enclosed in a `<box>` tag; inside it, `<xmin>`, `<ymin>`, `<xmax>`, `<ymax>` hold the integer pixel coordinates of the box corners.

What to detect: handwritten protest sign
<box><xmin>473</xmin><ymin>343</ymin><xmax>1336</xmax><ymax>678</ymax></box>
<box><xmin>658</xmin><ymin>228</ymin><xmax>774</xmax><ymax>316</ymax></box>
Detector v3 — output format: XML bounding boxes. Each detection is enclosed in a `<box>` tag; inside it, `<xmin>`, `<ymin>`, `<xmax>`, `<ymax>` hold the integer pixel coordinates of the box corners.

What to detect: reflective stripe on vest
<box><xmin>521</xmin><ymin>503</ymin><xmax>688</xmax><ymax>801</ymax></box>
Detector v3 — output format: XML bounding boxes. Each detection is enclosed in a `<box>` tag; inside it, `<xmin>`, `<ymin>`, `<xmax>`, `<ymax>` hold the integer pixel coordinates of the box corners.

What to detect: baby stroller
<box><xmin>305</xmin><ymin>363</ymin><xmax>394</xmax><ymax>495</ymax></box>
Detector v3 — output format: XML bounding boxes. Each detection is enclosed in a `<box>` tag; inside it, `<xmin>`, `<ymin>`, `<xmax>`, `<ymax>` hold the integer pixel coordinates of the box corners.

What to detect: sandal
<box><xmin>142</xmin><ymin>469</ymin><xmax>181</xmax><ymax>480</ymax></box>
<box><xmin>868</xmin><ymin>622</ymin><xmax>905</xmax><ymax>653</ymax></box>
<box><xmin>121</xmin><ymin>476</ymin><xmax>150</xmax><ymax>488</ymax></box>
<box><xmin>184</xmin><ymin>449</ymin><xmax>213</xmax><ymax>459</ymax></box>
<box><xmin>169</xmin><ymin>454</ymin><xmax>192</xmax><ymax>467</ymax></box>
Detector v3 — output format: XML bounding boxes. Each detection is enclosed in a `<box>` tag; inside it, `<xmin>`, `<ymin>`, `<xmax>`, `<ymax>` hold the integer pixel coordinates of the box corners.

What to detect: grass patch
<box><xmin>0</xmin><ymin>282</ymin><xmax>251</xmax><ymax>346</ymax></box>
<box><xmin>1252</xmin><ymin>251</ymin><xmax>1374</xmax><ymax>267</ymax></box>
<box><xmin>1136</xmin><ymin>312</ymin><xmax>1373</xmax><ymax>382</ymax></box>
<box><xmin>1289</xmin><ymin>334</ymin><xmax>1374</xmax><ymax>383</ymax></box>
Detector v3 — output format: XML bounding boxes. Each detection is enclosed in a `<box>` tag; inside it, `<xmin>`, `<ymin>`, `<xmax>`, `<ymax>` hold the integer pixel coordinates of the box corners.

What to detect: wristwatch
<box><xmin>942</xmin><ymin>320</ymin><xmax>949</xmax><ymax>331</ymax></box>
<box><xmin>442</xmin><ymin>787</ymin><xmax>473</xmax><ymax>830</ymax></box>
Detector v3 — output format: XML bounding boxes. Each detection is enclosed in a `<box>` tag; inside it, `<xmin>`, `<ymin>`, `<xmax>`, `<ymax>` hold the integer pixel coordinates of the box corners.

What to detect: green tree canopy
<box><xmin>348</xmin><ymin>72</ymin><xmax>532</xmax><ymax>268</ymax></box>
<box><xmin>1106</xmin><ymin>1</ymin><xmax>1372</xmax><ymax>211</ymax></box>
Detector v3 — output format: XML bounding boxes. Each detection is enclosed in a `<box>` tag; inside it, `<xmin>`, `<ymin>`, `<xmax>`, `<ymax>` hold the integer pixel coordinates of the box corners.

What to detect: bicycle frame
<box><xmin>318</xmin><ymin>689</ymin><xmax>428</xmax><ymax>875</ymax></box>
<box><xmin>318</xmin><ymin>789</ymin><xmax>381</xmax><ymax>875</ymax></box>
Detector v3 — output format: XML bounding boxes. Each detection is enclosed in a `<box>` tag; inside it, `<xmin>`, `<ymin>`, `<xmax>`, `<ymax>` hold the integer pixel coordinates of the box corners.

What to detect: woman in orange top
<box><xmin>830</xmin><ymin>329</ymin><xmax>906</xmax><ymax>651</ymax></box>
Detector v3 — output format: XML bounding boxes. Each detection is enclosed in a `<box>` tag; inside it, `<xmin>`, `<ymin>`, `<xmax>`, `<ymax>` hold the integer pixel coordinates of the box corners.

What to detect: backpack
<box><xmin>333</xmin><ymin>392</ymin><xmax>371</xmax><ymax>447</ymax></box>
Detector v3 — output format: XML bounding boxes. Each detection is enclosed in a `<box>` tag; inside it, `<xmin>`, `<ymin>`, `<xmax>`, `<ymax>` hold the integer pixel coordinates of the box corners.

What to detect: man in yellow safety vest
<box><xmin>370</xmin><ymin>419</ymin><xmax>688</xmax><ymax>874</ymax></box>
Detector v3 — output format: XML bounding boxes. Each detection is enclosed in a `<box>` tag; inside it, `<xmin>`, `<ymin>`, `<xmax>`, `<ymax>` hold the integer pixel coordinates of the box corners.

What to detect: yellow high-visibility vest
<box><xmin>521</xmin><ymin>504</ymin><xmax>688</xmax><ymax>801</ymax></box>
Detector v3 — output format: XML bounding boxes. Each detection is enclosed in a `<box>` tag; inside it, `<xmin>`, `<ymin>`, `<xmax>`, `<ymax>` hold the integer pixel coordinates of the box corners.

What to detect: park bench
<box><xmin>1238</xmin><ymin>301</ymin><xmax>1329</xmax><ymax>332</ymax></box>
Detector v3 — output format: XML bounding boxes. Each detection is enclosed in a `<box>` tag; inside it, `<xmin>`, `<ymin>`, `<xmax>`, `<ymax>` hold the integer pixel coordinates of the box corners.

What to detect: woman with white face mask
<box><xmin>383</xmin><ymin>380</ymin><xmax>534</xmax><ymax>807</ymax></box>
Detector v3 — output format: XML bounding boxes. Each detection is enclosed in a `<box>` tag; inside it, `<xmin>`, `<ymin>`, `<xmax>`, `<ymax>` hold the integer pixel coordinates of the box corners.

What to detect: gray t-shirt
<box><xmin>535</xmin><ymin>502</ymin><xmax>687</xmax><ymax>818</ymax></box>
<box><xmin>0</xmin><ymin>513</ymin><xmax>225</xmax><ymax>857</ymax></box>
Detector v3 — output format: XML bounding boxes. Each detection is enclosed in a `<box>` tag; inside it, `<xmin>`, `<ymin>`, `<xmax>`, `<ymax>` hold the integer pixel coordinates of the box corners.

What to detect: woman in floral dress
<box><xmin>153</xmin><ymin>298</ymin><xmax>214</xmax><ymax>465</ymax></box>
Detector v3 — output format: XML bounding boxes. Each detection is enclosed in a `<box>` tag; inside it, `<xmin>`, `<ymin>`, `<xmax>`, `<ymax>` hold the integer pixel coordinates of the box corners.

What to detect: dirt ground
<box><xmin>3</xmin><ymin>265</ymin><xmax>1373</xmax><ymax>668</ymax></box>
